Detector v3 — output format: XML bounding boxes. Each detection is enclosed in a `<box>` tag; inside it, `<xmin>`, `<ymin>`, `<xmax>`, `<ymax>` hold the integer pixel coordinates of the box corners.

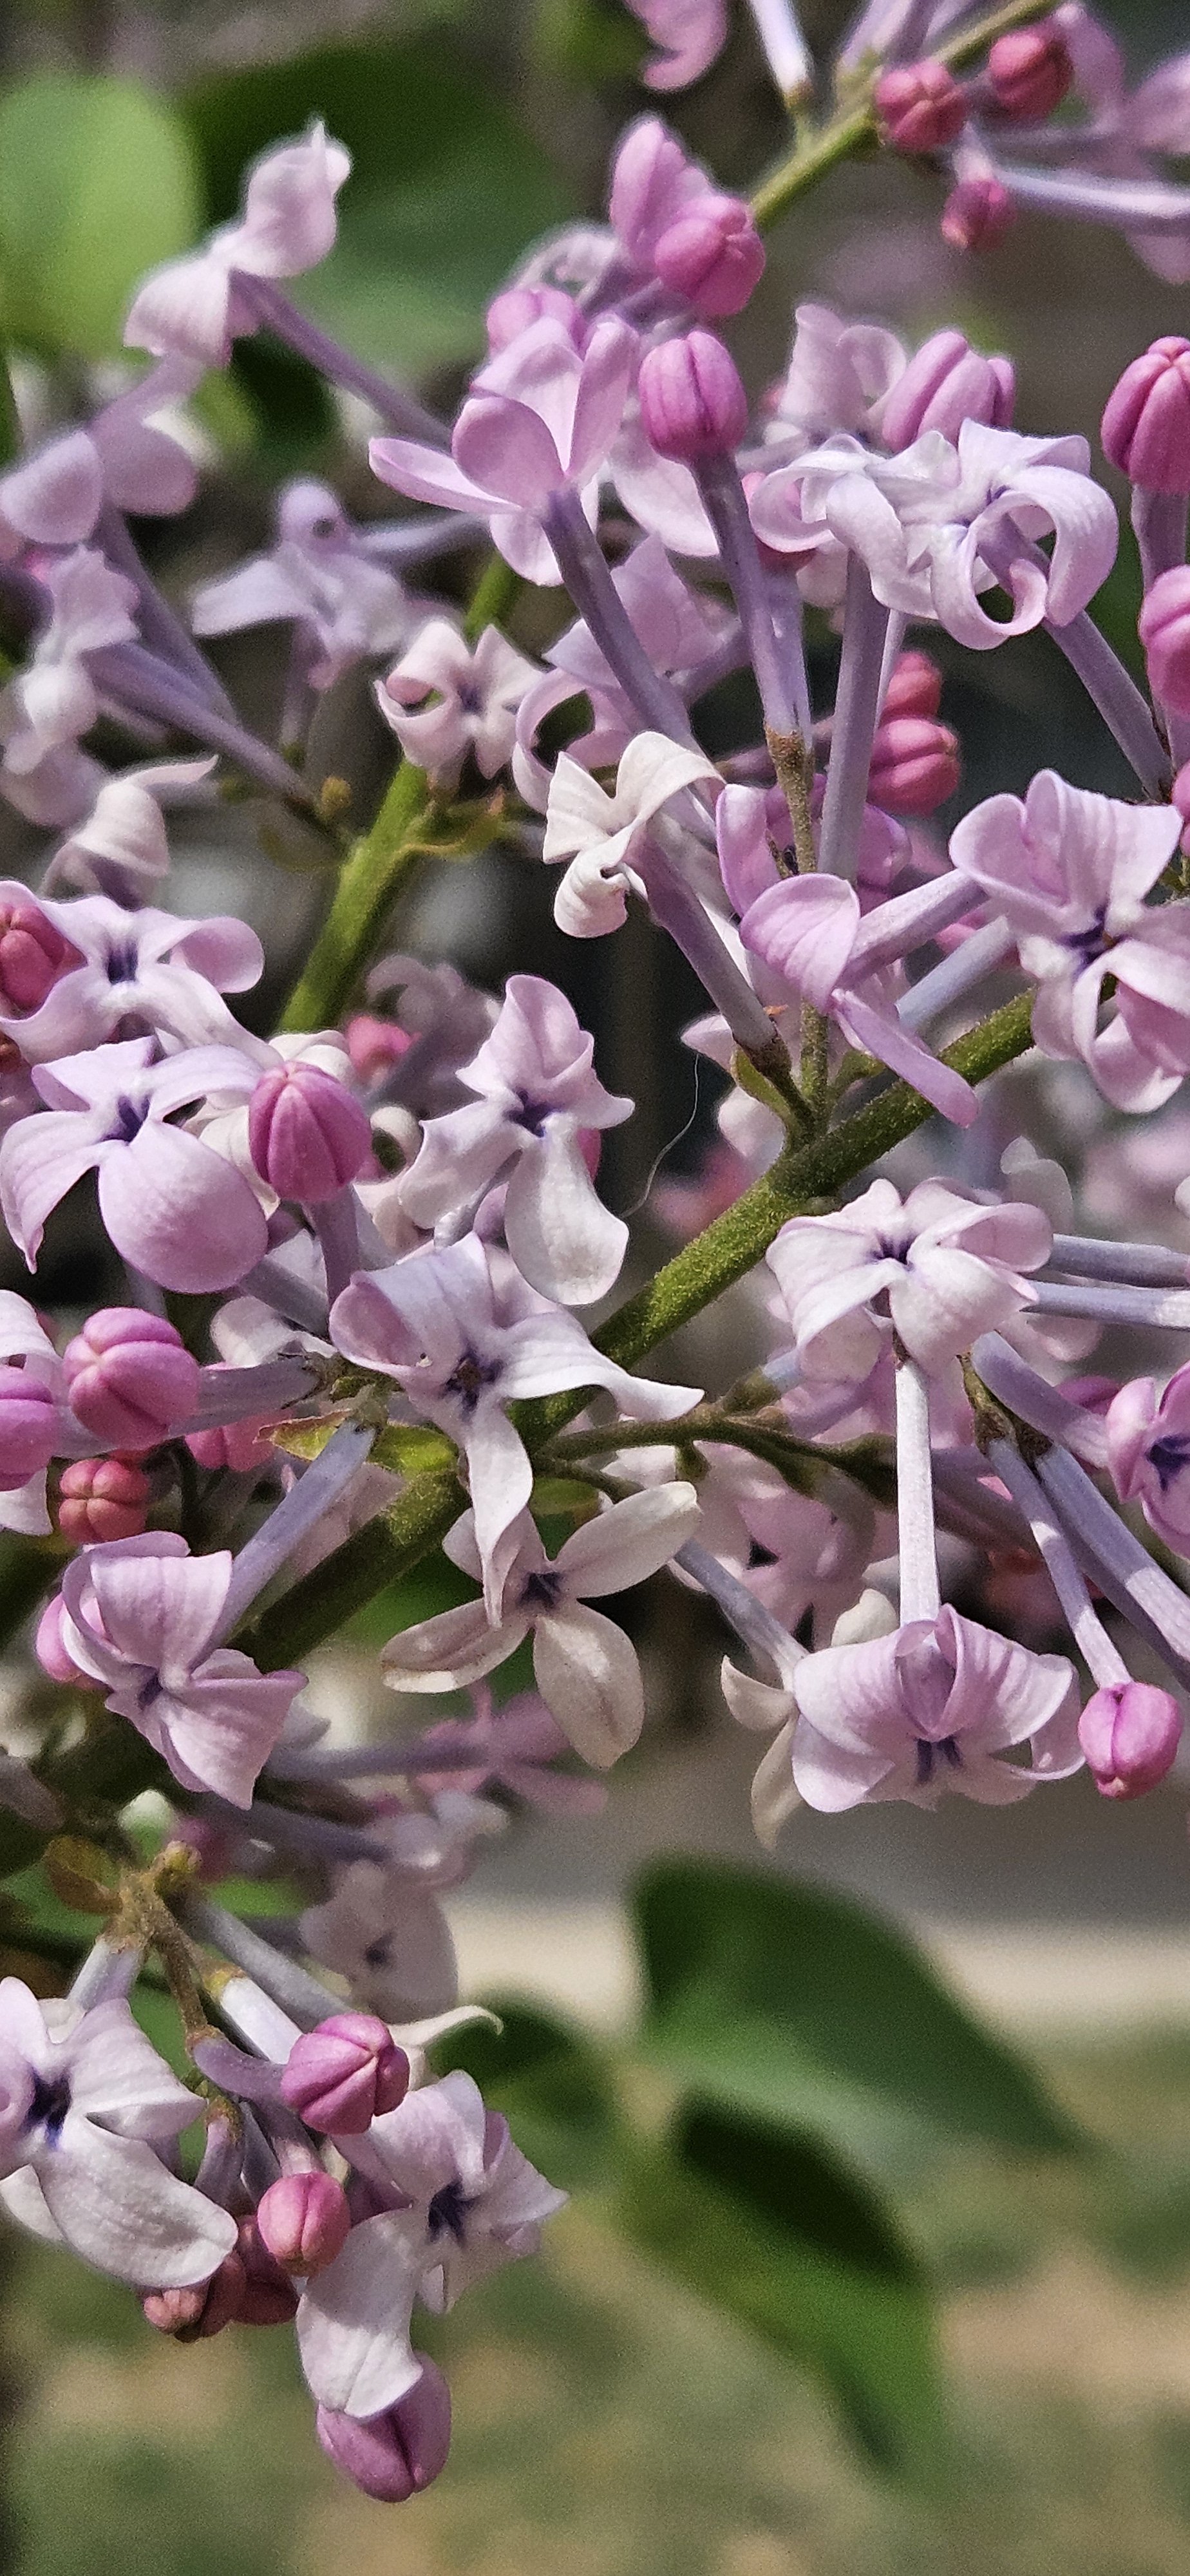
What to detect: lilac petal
<box><xmin>835</xmin><ymin>991</ymin><xmax>979</xmax><ymax>1126</ymax></box>
<box><xmin>1</xmin><ymin>433</ymin><xmax>103</xmax><ymax>545</ymax></box>
<box><xmin>99</xmin><ymin>1125</ymin><xmax>268</xmax><ymax>1293</ymax></box>
<box><xmin>791</xmin><ymin>1712</ymin><xmax>892</xmax><ymax>1811</ymax></box>
<box><xmin>566</xmin><ymin>318</ymin><xmax>638</xmax><ymax>484</ymax></box>
<box><xmin>169</xmin><ymin>917</ymin><xmax>265</xmax><ymax>992</ymax></box>
<box><xmin>86</xmin><ymin>1544</ymin><xmax>232</xmax><ymax>1674</ymax></box>
<box><xmin>556</xmin><ymin>1482</ymin><xmax>701</xmax><ymax>1597</ymax></box>
<box><xmin>399</xmin><ymin>1100</ymin><xmax>516</xmax><ymax>1229</ymax></box>
<box><xmin>502</xmin><ymin>1123</ymin><xmax>628</xmax><ymax>1307</ymax></box>
<box><xmin>369</xmin><ymin>436</ymin><xmax>495</xmax><ymax>516</ymax></box>
<box><xmin>453</xmin><ymin>394</ymin><xmax>565</xmax><ymax>511</ymax></box>
<box><xmin>143</xmin><ymin>1657</ymin><xmax>302</xmax><ymax>1805</ymax></box>
<box><xmin>533</xmin><ymin>1601</ymin><xmax>645</xmax><ymax>1765</ymax></box>
<box><xmin>296</xmin><ymin>2212</ymin><xmax>426</xmax><ymax>2416</ymax></box>
<box><xmin>0</xmin><ymin>1112</ymin><xmax>106</xmax><ymax>1267</ymax></box>
<box><xmin>37</xmin><ymin>2120</ymin><xmax>236</xmax><ymax>2286</ymax></box>
<box><xmin>740</xmin><ymin>875</ymin><xmax>860</xmax><ymax>1010</ymax></box>
<box><xmin>381</xmin><ymin>1603</ymin><xmax>529</xmax><ymax>1690</ymax></box>
<box><xmin>372</xmin><ymin>2070</ymin><xmax>489</xmax><ymax>2200</ymax></box>
<box><xmin>65</xmin><ymin>2000</ymin><xmax>199</xmax><ymax>2137</ymax></box>
<box><xmin>466</xmin><ymin>1403</ymin><xmax>534</xmax><ymax>1616</ymax></box>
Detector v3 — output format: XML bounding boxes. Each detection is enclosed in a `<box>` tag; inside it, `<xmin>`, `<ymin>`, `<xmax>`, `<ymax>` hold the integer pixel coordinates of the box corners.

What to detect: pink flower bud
<box><xmin>345</xmin><ymin>1014</ymin><xmax>414</xmax><ymax>1084</ymax></box>
<box><xmin>280</xmin><ymin>2012</ymin><xmax>410</xmax><ymax>2134</ymax></box>
<box><xmin>143</xmin><ymin>2256</ymin><xmax>246</xmax><ymax>2340</ymax></box>
<box><xmin>638</xmin><ymin>330</ymin><xmax>748</xmax><ymax>461</ymax></box>
<box><xmin>1139</xmin><ymin>565</ymin><xmax>1190</xmax><ymax>717</ymax></box>
<box><xmin>882</xmin><ymin>650</ymin><xmax>943</xmax><ymax>720</ymax></box>
<box><xmin>0</xmin><ymin>900</ymin><xmax>77</xmax><ymax>1015</ymax></box>
<box><xmin>35</xmin><ymin>1593</ymin><xmax>99</xmax><ymax>1689</ymax></box>
<box><xmin>256</xmin><ymin>2170</ymin><xmax>351</xmax><ymax>2274</ymax></box>
<box><xmin>1102</xmin><ymin>338</ymin><xmax>1190</xmax><ymax>494</ymax></box>
<box><xmin>1079</xmin><ymin>1681</ymin><xmax>1182</xmax><ymax>1799</ymax></box>
<box><xmin>880</xmin><ymin>328</ymin><xmax>1014</xmax><ymax>448</ymax></box>
<box><xmin>875</xmin><ymin>61</ymin><xmax>968</xmax><ymax>155</ymax></box>
<box><xmin>986</xmin><ymin>21</ymin><xmax>1072</xmax><ymax>123</ymax></box>
<box><xmin>248</xmin><ymin>1062</ymin><xmax>371</xmax><ymax>1204</ymax></box>
<box><xmin>185</xmin><ymin>1365</ymin><xmax>275</xmax><ymax>1475</ymax></box>
<box><xmin>652</xmin><ymin>195</ymin><xmax>766</xmax><ymax>319</ymax></box>
<box><xmin>57</xmin><ymin>1455</ymin><xmax>151</xmax><ymax>1544</ymax></box>
<box><xmin>940</xmin><ymin>175</ymin><xmax>1014</xmax><ymax>252</ymax></box>
<box><xmin>0</xmin><ymin>1367</ymin><xmax>57</xmax><ymax>1490</ymax></box>
<box><xmin>486</xmin><ymin>285</ymin><xmax>581</xmax><ymax>352</ymax></box>
<box><xmin>316</xmin><ymin>2362</ymin><xmax>452</xmax><ymax>2503</ymax></box>
<box><xmin>62</xmin><ymin>1309</ymin><xmax>200</xmax><ymax>1449</ymax></box>
<box><xmin>868</xmin><ymin>714</ymin><xmax>961</xmax><ymax>815</ymax></box>
<box><xmin>233</xmin><ymin>2214</ymin><xmax>301</xmax><ymax>2325</ymax></box>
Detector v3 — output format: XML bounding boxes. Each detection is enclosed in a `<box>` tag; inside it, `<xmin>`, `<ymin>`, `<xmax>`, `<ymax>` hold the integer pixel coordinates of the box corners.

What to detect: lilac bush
<box><xmin>1</xmin><ymin>0</ymin><xmax>1189</xmax><ymax>2507</ymax></box>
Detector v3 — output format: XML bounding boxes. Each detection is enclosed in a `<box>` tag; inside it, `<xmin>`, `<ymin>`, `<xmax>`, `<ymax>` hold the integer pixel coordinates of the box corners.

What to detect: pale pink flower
<box><xmin>126</xmin><ymin>123</ymin><xmax>352</xmax><ymax>366</ymax></box>
<box><xmin>542</xmin><ymin>730</ymin><xmax>719</xmax><ymax>937</ymax></box>
<box><xmin>376</xmin><ymin>621</ymin><xmax>538</xmax><ymax>791</ymax></box>
<box><xmin>766</xmin><ymin>1178</ymin><xmax>1053</xmax><ymax>1381</ymax></box>
<box><xmin>790</xmin><ymin>1605</ymin><xmax>1081</xmax><ymax>1808</ymax></box>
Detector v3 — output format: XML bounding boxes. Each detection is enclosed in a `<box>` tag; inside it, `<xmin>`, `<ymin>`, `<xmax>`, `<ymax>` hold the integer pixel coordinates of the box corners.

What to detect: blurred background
<box><xmin>5</xmin><ymin>0</ymin><xmax>1190</xmax><ymax>2568</ymax></box>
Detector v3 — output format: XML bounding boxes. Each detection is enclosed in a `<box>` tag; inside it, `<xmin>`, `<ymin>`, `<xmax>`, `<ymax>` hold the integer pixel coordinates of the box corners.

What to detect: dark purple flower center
<box><xmin>428</xmin><ymin>2178</ymin><xmax>474</xmax><ymax>2243</ymax></box>
<box><xmin>105</xmin><ymin>939</ymin><xmax>142</xmax><ymax>986</ymax></box>
<box><xmin>29</xmin><ymin>2072</ymin><xmax>70</xmax><ymax>2141</ymax></box>
<box><xmin>1147</xmin><ymin>1434</ymin><xmax>1190</xmax><ymax>1491</ymax></box>
<box><xmin>1061</xmin><ymin>904</ymin><xmax>1111</xmax><ymax>971</ymax></box>
<box><xmin>109</xmin><ymin>1092</ymin><xmax>149</xmax><ymax>1144</ymax></box>
<box><xmin>522</xmin><ymin>1567</ymin><xmax>563</xmax><ymax>1609</ymax></box>
<box><xmin>914</xmin><ymin>1734</ymin><xmax>962</xmax><ymax>1786</ymax></box>
<box><xmin>444</xmin><ymin>1352</ymin><xmax>500</xmax><ymax>1413</ymax></box>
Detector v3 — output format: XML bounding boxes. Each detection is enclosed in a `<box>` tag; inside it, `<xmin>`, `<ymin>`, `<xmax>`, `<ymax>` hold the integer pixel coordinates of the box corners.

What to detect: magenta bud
<box><xmin>280</xmin><ymin>2012</ymin><xmax>410</xmax><ymax>2135</ymax></box>
<box><xmin>233</xmin><ymin>2214</ymin><xmax>301</xmax><ymax>2325</ymax></box>
<box><xmin>1079</xmin><ymin>1681</ymin><xmax>1182</xmax><ymax>1800</ymax></box>
<box><xmin>0</xmin><ymin>900</ymin><xmax>76</xmax><ymax>1016</ymax></box>
<box><xmin>316</xmin><ymin>2361</ymin><xmax>452</xmax><ymax>2503</ymax></box>
<box><xmin>62</xmin><ymin>1308</ymin><xmax>200</xmax><ymax>1449</ymax></box>
<box><xmin>1139</xmin><ymin>565</ymin><xmax>1190</xmax><ymax>717</ymax></box>
<box><xmin>638</xmin><ymin>330</ymin><xmax>748</xmax><ymax>462</ymax></box>
<box><xmin>868</xmin><ymin>714</ymin><xmax>961</xmax><ymax>815</ymax></box>
<box><xmin>143</xmin><ymin>2255</ymin><xmax>246</xmax><ymax>2341</ymax></box>
<box><xmin>186</xmin><ymin>1368</ymin><xmax>275</xmax><ymax>1475</ymax></box>
<box><xmin>57</xmin><ymin>1455</ymin><xmax>151</xmax><ymax>1544</ymax></box>
<box><xmin>0</xmin><ymin>1367</ymin><xmax>57</xmax><ymax>1490</ymax></box>
<box><xmin>248</xmin><ymin>1062</ymin><xmax>372</xmax><ymax>1204</ymax></box>
<box><xmin>882</xmin><ymin>650</ymin><xmax>943</xmax><ymax>721</ymax></box>
<box><xmin>986</xmin><ymin>21</ymin><xmax>1072</xmax><ymax>123</ymax></box>
<box><xmin>880</xmin><ymin>328</ymin><xmax>1014</xmax><ymax>448</ymax></box>
<box><xmin>34</xmin><ymin>1593</ymin><xmax>97</xmax><ymax>1689</ymax></box>
<box><xmin>1102</xmin><ymin>338</ymin><xmax>1190</xmax><ymax>494</ymax></box>
<box><xmin>875</xmin><ymin>60</ymin><xmax>968</xmax><ymax>154</ymax></box>
<box><xmin>652</xmin><ymin>194</ymin><xmax>765</xmax><ymax>319</ymax></box>
<box><xmin>486</xmin><ymin>284</ymin><xmax>581</xmax><ymax>352</ymax></box>
<box><xmin>940</xmin><ymin>175</ymin><xmax>1014</xmax><ymax>252</ymax></box>
<box><xmin>256</xmin><ymin>2171</ymin><xmax>351</xmax><ymax>2275</ymax></box>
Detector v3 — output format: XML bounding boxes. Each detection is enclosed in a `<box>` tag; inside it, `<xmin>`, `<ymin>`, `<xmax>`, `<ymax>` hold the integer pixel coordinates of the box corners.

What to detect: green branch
<box><xmin>280</xmin><ymin>760</ymin><xmax>433</xmax><ymax>1034</ymax></box>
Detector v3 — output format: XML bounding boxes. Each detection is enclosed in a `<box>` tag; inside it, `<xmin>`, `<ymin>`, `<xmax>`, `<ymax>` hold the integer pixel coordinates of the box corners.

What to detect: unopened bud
<box><xmin>0</xmin><ymin>1367</ymin><xmax>57</xmax><ymax>1490</ymax></box>
<box><xmin>868</xmin><ymin>714</ymin><xmax>961</xmax><ymax>815</ymax></box>
<box><xmin>875</xmin><ymin>61</ymin><xmax>968</xmax><ymax>155</ymax></box>
<box><xmin>248</xmin><ymin>1062</ymin><xmax>372</xmax><ymax>1204</ymax></box>
<box><xmin>281</xmin><ymin>2012</ymin><xmax>410</xmax><ymax>2134</ymax></box>
<box><xmin>940</xmin><ymin>175</ymin><xmax>1014</xmax><ymax>252</ymax></box>
<box><xmin>880</xmin><ymin>328</ymin><xmax>1014</xmax><ymax>448</ymax></box>
<box><xmin>256</xmin><ymin>2171</ymin><xmax>351</xmax><ymax>2274</ymax></box>
<box><xmin>62</xmin><ymin>1309</ymin><xmax>200</xmax><ymax>1449</ymax></box>
<box><xmin>57</xmin><ymin>1455</ymin><xmax>151</xmax><ymax>1544</ymax></box>
<box><xmin>882</xmin><ymin>650</ymin><xmax>943</xmax><ymax>719</ymax></box>
<box><xmin>638</xmin><ymin>330</ymin><xmax>748</xmax><ymax>461</ymax></box>
<box><xmin>1102</xmin><ymin>338</ymin><xmax>1190</xmax><ymax>494</ymax></box>
<box><xmin>186</xmin><ymin>1365</ymin><xmax>275</xmax><ymax>1474</ymax></box>
<box><xmin>486</xmin><ymin>285</ymin><xmax>581</xmax><ymax>352</ymax></box>
<box><xmin>316</xmin><ymin>2361</ymin><xmax>452</xmax><ymax>2503</ymax></box>
<box><xmin>143</xmin><ymin>2255</ymin><xmax>246</xmax><ymax>2340</ymax></box>
<box><xmin>234</xmin><ymin>2214</ymin><xmax>300</xmax><ymax>2324</ymax></box>
<box><xmin>1139</xmin><ymin>565</ymin><xmax>1190</xmax><ymax>717</ymax></box>
<box><xmin>652</xmin><ymin>194</ymin><xmax>765</xmax><ymax>319</ymax></box>
<box><xmin>986</xmin><ymin>21</ymin><xmax>1072</xmax><ymax>123</ymax></box>
<box><xmin>1079</xmin><ymin>1681</ymin><xmax>1182</xmax><ymax>1799</ymax></box>
<box><xmin>0</xmin><ymin>900</ymin><xmax>76</xmax><ymax>1015</ymax></box>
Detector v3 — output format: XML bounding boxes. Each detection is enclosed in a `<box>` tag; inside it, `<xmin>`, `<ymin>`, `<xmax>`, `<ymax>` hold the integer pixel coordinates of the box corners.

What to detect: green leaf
<box><xmin>634</xmin><ymin>1860</ymin><xmax>1080</xmax><ymax>2157</ymax></box>
<box><xmin>434</xmin><ymin>1997</ymin><xmax>620</xmax><ymax>2190</ymax></box>
<box><xmin>184</xmin><ymin>42</ymin><xmax>578</xmax><ymax>383</ymax></box>
<box><xmin>0</xmin><ymin>74</ymin><xmax>200</xmax><ymax>358</ymax></box>
<box><xmin>621</xmin><ymin>2101</ymin><xmax>945</xmax><ymax>2481</ymax></box>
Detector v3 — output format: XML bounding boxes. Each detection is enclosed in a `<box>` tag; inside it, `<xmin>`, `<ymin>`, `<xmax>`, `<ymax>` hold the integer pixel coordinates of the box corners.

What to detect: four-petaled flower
<box><xmin>790</xmin><ymin>1607</ymin><xmax>1081</xmax><ymax>1809</ymax></box>
<box><xmin>126</xmin><ymin>122</ymin><xmax>351</xmax><ymax>366</ymax></box>
<box><xmin>766</xmin><ymin>1179</ymin><xmax>1053</xmax><ymax>1381</ymax></box>
<box><xmin>542</xmin><ymin>730</ymin><xmax>719</xmax><ymax>937</ymax></box>
<box><xmin>377</xmin><ymin>620</ymin><xmax>539</xmax><ymax>791</ymax></box>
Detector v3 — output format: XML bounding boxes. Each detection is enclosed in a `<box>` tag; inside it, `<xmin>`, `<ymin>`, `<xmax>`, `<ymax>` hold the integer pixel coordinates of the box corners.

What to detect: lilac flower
<box><xmin>126</xmin><ymin>123</ymin><xmax>352</xmax><ymax>366</ymax></box>
<box><xmin>0</xmin><ymin>1037</ymin><xmax>267</xmax><ymax>1291</ymax></box>
<box><xmin>542</xmin><ymin>730</ymin><xmax>719</xmax><ymax>936</ymax></box>
<box><xmin>985</xmin><ymin>12</ymin><xmax>1190</xmax><ymax>285</ymax></box>
<box><xmin>0</xmin><ymin>549</ymin><xmax>138</xmax><ymax>782</ymax></box>
<box><xmin>949</xmin><ymin>771</ymin><xmax>1190</xmax><ymax>1109</ymax></box>
<box><xmin>623</xmin><ymin>0</ymin><xmax>728</xmax><ymax>91</ymax></box>
<box><xmin>1106</xmin><ymin>1363</ymin><xmax>1190</xmax><ymax>1555</ymax></box>
<box><xmin>397</xmin><ymin>974</ymin><xmax>632</xmax><ymax>1305</ymax></box>
<box><xmin>790</xmin><ymin>1604</ymin><xmax>1081</xmax><ymax>1808</ymax></box>
<box><xmin>300</xmin><ymin>1797</ymin><xmax>504</xmax><ymax>2022</ymax></box>
<box><xmin>192</xmin><ymin>480</ymin><xmax>427</xmax><ymax>692</ymax></box>
<box><xmin>370</xmin><ymin>315</ymin><xmax>638</xmax><ymax>585</ymax></box>
<box><xmin>766</xmin><ymin>1179</ymin><xmax>1053</xmax><ymax>1381</ymax></box>
<box><xmin>749</xmin><ymin>422</ymin><xmax>1117</xmax><ymax>649</ymax></box>
<box><xmin>0</xmin><ymin>361</ymin><xmax>199</xmax><ymax>550</ymax></box>
<box><xmin>381</xmin><ymin>1484</ymin><xmax>701</xmax><ymax>1766</ymax></box>
<box><xmin>412</xmin><ymin>1687</ymin><xmax>608</xmax><ymax>1815</ymax></box>
<box><xmin>46</xmin><ymin>759</ymin><xmax>218</xmax><ymax>903</ymax></box>
<box><xmin>376</xmin><ymin>621</ymin><xmax>538</xmax><ymax>791</ymax></box>
<box><xmin>763</xmin><ymin>301</ymin><xmax>907</xmax><ymax>451</ymax></box>
<box><xmin>0</xmin><ymin>1980</ymin><xmax>237</xmax><ymax>2285</ymax></box>
<box><xmin>608</xmin><ymin>118</ymin><xmax>764</xmax><ymax>315</ymax></box>
<box><xmin>296</xmin><ymin>2072</ymin><xmax>565</xmax><ymax>2416</ymax></box>
<box><xmin>330</xmin><ymin>1235</ymin><xmax>700</xmax><ymax>1614</ymax></box>
<box><xmin>52</xmin><ymin>1531</ymin><xmax>303</xmax><ymax>1804</ymax></box>
<box><xmin>0</xmin><ymin>887</ymin><xmax>264</xmax><ymax>1063</ymax></box>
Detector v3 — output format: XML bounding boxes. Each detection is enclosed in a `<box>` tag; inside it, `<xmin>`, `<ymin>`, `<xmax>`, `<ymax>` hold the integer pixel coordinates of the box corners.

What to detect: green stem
<box><xmin>279</xmin><ymin>760</ymin><xmax>431</xmax><ymax>1033</ymax></box>
<box><xmin>232</xmin><ymin>1469</ymin><xmax>462</xmax><ymax>1669</ymax></box>
<box><xmin>464</xmin><ymin>556</ymin><xmax>522</xmax><ymax>641</ymax></box>
<box><xmin>0</xmin><ymin>355</ymin><xmax>19</xmax><ymax>473</ymax></box>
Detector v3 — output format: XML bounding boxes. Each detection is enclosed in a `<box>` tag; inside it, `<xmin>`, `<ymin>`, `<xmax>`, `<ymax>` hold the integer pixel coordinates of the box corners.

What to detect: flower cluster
<box><xmin>1</xmin><ymin>0</ymin><xmax>1190</xmax><ymax>2508</ymax></box>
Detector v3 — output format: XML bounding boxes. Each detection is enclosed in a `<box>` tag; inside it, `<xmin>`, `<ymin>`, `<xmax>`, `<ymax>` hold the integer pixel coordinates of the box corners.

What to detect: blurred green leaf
<box><xmin>634</xmin><ymin>1861</ymin><xmax>1081</xmax><ymax>2156</ymax></box>
<box><xmin>621</xmin><ymin>2100</ymin><xmax>945</xmax><ymax>2481</ymax></box>
<box><xmin>184</xmin><ymin>43</ymin><xmax>578</xmax><ymax>384</ymax></box>
<box><xmin>0</xmin><ymin>73</ymin><xmax>199</xmax><ymax>358</ymax></box>
<box><xmin>435</xmin><ymin>1997</ymin><xmax>621</xmax><ymax>2190</ymax></box>
<box><xmin>532</xmin><ymin>0</ymin><xmax>649</xmax><ymax>82</ymax></box>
